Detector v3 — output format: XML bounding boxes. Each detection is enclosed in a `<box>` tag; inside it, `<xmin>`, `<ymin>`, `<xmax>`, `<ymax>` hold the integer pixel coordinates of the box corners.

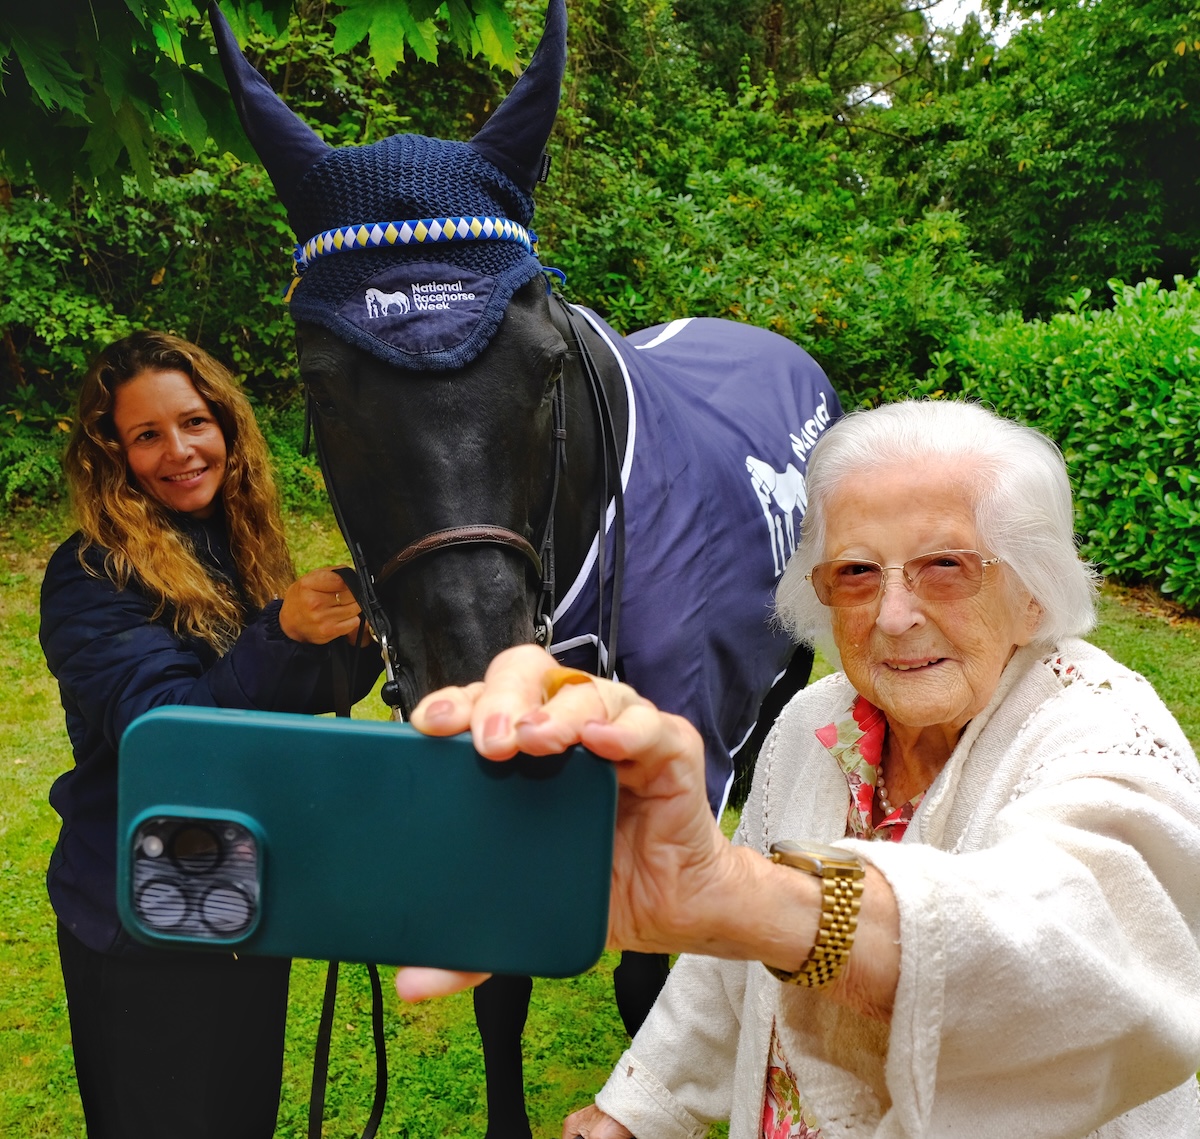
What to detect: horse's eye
<box><xmin>305</xmin><ymin>382</ymin><xmax>337</xmax><ymax>416</ymax></box>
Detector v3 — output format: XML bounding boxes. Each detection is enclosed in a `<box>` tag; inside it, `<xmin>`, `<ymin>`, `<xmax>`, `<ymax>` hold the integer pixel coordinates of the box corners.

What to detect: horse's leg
<box><xmin>612</xmin><ymin>950</ymin><xmax>670</xmax><ymax>1037</ymax></box>
<box><xmin>778</xmin><ymin>488</ymin><xmax>798</xmax><ymax>557</ymax></box>
<box><xmin>774</xmin><ymin>515</ymin><xmax>787</xmax><ymax>576</ymax></box>
<box><xmin>473</xmin><ymin>974</ymin><xmax>534</xmax><ymax>1139</ymax></box>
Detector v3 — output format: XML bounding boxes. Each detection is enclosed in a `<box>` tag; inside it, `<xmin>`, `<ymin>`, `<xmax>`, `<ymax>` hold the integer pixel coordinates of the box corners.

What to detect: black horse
<box><xmin>211</xmin><ymin>2</ymin><xmax>841</xmax><ymax>1135</ymax></box>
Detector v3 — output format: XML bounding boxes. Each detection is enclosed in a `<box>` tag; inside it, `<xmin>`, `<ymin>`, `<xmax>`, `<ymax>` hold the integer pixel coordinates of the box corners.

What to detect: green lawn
<box><xmin>3</xmin><ymin>505</ymin><xmax>1199</xmax><ymax>1136</ymax></box>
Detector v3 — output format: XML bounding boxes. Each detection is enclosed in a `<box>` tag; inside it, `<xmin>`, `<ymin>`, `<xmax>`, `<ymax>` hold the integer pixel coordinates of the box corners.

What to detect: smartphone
<box><xmin>116</xmin><ymin>706</ymin><xmax>616</xmax><ymax>977</ymax></box>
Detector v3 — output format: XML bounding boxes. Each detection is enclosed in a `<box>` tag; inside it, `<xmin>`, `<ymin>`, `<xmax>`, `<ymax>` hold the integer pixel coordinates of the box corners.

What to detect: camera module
<box><xmin>130</xmin><ymin>816</ymin><xmax>259</xmax><ymax>942</ymax></box>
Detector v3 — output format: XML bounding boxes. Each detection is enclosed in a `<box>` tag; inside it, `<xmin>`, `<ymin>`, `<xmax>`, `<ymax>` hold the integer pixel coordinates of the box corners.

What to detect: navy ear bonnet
<box><xmin>288</xmin><ymin>135</ymin><xmax>543</xmax><ymax>372</ymax></box>
<box><xmin>209</xmin><ymin>0</ymin><xmax>565</xmax><ymax>372</ymax></box>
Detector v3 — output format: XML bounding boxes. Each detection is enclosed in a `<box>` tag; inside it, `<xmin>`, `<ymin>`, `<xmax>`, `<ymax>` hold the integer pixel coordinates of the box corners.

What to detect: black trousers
<box><xmin>57</xmin><ymin>923</ymin><xmax>291</xmax><ymax>1139</ymax></box>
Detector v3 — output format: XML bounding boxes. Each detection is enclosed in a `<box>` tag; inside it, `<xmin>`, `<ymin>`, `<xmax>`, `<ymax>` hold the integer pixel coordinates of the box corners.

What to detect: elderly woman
<box><xmin>404</xmin><ymin>400</ymin><xmax>1200</xmax><ymax>1138</ymax></box>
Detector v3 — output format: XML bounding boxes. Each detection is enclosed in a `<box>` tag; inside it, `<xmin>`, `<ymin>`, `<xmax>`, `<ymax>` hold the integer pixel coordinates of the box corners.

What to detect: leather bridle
<box><xmin>302</xmin><ymin>293</ymin><xmax>625</xmax><ymax>717</ymax></box>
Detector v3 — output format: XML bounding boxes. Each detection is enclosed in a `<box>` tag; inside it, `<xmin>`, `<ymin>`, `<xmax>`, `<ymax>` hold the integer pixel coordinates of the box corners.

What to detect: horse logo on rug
<box><xmin>365</xmin><ymin>287</ymin><xmax>410</xmax><ymax>318</ymax></box>
<box><xmin>746</xmin><ymin>455</ymin><xmax>808</xmax><ymax>577</ymax></box>
<box><xmin>744</xmin><ymin>390</ymin><xmax>836</xmax><ymax>574</ymax></box>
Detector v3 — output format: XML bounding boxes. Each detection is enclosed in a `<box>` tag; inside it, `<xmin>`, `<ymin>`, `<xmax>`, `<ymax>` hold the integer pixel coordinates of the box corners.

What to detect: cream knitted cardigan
<box><xmin>595</xmin><ymin>639</ymin><xmax>1200</xmax><ymax>1138</ymax></box>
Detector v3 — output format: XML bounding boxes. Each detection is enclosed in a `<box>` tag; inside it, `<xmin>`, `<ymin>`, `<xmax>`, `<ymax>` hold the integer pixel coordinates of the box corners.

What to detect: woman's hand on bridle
<box><xmin>278</xmin><ymin>566</ymin><xmax>366</xmax><ymax>645</ymax></box>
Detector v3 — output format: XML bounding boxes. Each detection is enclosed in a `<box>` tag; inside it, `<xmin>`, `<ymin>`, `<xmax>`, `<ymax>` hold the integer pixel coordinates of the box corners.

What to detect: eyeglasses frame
<box><xmin>805</xmin><ymin>549</ymin><xmax>1002</xmax><ymax>608</ymax></box>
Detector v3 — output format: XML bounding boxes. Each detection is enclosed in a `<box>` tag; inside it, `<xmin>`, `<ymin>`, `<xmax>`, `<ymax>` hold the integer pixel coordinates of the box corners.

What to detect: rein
<box><xmin>556</xmin><ymin>297</ymin><xmax>625</xmax><ymax>679</ymax></box>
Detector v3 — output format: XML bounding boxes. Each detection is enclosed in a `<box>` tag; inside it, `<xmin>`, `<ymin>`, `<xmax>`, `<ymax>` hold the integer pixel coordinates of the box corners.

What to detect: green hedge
<box><xmin>929</xmin><ymin>277</ymin><xmax>1200</xmax><ymax>611</ymax></box>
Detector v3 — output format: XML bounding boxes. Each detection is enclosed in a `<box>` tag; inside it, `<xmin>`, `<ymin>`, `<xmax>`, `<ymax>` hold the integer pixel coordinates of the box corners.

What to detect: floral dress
<box><xmin>760</xmin><ymin>696</ymin><xmax>923</xmax><ymax>1139</ymax></box>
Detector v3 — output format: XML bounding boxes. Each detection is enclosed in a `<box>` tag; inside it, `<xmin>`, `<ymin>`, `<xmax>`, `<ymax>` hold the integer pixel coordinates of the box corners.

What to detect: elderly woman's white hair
<box><xmin>775</xmin><ymin>399</ymin><xmax>1098</xmax><ymax>658</ymax></box>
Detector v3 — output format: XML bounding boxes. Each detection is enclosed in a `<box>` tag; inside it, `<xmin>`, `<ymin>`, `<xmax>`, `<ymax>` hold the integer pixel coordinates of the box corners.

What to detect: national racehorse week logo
<box><xmin>364</xmin><ymin>280</ymin><xmax>479</xmax><ymax>319</ymax></box>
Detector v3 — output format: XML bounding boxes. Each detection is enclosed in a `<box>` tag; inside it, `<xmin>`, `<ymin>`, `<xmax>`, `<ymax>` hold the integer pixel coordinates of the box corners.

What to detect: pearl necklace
<box><xmin>875</xmin><ymin>765</ymin><xmax>898</xmax><ymax>817</ymax></box>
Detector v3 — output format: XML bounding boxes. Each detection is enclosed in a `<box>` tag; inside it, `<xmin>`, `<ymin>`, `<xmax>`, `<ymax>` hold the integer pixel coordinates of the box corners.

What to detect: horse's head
<box><xmin>296</xmin><ymin>277</ymin><xmax>570</xmax><ymax>702</ymax></box>
<box><xmin>210</xmin><ymin>1</ymin><xmax>588</xmax><ymax>707</ymax></box>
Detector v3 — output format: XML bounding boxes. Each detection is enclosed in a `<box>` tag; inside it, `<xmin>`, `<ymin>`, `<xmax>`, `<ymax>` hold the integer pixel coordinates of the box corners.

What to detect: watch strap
<box><xmin>765</xmin><ymin>842</ymin><xmax>865</xmax><ymax>987</ymax></box>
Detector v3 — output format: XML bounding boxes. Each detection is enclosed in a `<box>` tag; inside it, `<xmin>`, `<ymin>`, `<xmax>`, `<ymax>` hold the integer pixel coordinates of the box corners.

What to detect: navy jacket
<box><xmin>40</xmin><ymin>513</ymin><xmax>381</xmax><ymax>954</ymax></box>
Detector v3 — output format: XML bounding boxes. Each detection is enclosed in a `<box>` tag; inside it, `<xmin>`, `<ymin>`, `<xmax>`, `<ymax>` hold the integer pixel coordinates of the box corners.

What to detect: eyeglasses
<box><xmin>806</xmin><ymin>550</ymin><xmax>1002</xmax><ymax>608</ymax></box>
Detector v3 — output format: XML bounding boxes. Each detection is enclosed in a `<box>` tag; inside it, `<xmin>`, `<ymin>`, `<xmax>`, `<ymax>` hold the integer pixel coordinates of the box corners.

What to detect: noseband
<box><xmin>304</xmin><ymin>295</ymin><xmax>623</xmax><ymax>718</ymax></box>
<box><xmin>376</xmin><ymin>526</ymin><xmax>543</xmax><ymax>585</ymax></box>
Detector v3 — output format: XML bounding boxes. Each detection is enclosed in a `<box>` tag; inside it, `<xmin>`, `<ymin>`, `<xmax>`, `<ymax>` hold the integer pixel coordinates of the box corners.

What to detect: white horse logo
<box><xmin>365</xmin><ymin>287</ymin><xmax>411</xmax><ymax>317</ymax></box>
<box><xmin>746</xmin><ymin>455</ymin><xmax>807</xmax><ymax>577</ymax></box>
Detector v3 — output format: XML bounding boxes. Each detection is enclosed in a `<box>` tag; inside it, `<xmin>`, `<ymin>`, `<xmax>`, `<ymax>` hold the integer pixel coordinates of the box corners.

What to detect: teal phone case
<box><xmin>117</xmin><ymin>706</ymin><xmax>616</xmax><ymax>977</ymax></box>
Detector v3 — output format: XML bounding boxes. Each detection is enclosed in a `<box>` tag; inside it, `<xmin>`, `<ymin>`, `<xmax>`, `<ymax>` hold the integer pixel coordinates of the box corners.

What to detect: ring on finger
<box><xmin>540</xmin><ymin>665</ymin><xmax>595</xmax><ymax>702</ymax></box>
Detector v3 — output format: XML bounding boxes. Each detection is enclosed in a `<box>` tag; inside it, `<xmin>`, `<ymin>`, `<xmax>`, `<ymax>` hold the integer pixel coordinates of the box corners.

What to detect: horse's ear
<box><xmin>208</xmin><ymin>0</ymin><xmax>331</xmax><ymax>225</ymax></box>
<box><xmin>468</xmin><ymin>0</ymin><xmax>566</xmax><ymax>194</ymax></box>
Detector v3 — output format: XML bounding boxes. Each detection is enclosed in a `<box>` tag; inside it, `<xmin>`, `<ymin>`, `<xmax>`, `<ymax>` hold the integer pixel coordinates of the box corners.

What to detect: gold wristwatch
<box><xmin>765</xmin><ymin>840</ymin><xmax>865</xmax><ymax>987</ymax></box>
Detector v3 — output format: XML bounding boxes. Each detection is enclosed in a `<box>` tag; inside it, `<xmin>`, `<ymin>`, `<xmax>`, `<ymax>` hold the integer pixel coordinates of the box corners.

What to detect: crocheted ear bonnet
<box><xmin>209</xmin><ymin>0</ymin><xmax>565</xmax><ymax>371</ymax></box>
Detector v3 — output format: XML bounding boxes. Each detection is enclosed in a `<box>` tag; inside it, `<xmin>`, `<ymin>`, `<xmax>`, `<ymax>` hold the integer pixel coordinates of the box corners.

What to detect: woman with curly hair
<box><xmin>40</xmin><ymin>330</ymin><xmax>380</xmax><ymax>1139</ymax></box>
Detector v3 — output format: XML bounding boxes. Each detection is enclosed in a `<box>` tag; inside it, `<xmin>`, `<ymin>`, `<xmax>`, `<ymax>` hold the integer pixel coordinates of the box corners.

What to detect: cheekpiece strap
<box><xmin>294</xmin><ymin>215</ymin><xmax>537</xmax><ymax>273</ymax></box>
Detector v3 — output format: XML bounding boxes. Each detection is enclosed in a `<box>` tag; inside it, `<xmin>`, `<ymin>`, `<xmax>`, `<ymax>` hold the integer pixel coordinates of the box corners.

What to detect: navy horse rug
<box><xmin>550</xmin><ymin>307</ymin><xmax>841</xmax><ymax>814</ymax></box>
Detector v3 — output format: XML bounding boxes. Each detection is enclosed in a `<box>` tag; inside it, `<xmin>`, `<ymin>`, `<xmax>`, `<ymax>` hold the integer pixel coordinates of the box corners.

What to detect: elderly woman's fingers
<box><xmin>577</xmin><ymin>702</ymin><xmax>706</xmax><ymax>799</ymax></box>
<box><xmin>410</xmin><ymin>682</ymin><xmax>485</xmax><ymax>736</ymax></box>
<box><xmin>561</xmin><ymin>1105</ymin><xmax>634</xmax><ymax>1139</ymax></box>
<box><xmin>510</xmin><ymin>677</ymin><xmax>650</xmax><ymax>758</ymax></box>
<box><xmin>412</xmin><ymin>647</ymin><xmax>663</xmax><ymax>760</ymax></box>
<box><xmin>394</xmin><ymin>966</ymin><xmax>490</xmax><ymax>1002</ymax></box>
<box><xmin>409</xmin><ymin>645</ymin><xmax>555</xmax><ymax>755</ymax></box>
<box><xmin>466</xmin><ymin>644</ymin><xmax>573</xmax><ymax>757</ymax></box>
<box><xmin>413</xmin><ymin>646</ymin><xmax>698</xmax><ymax>796</ymax></box>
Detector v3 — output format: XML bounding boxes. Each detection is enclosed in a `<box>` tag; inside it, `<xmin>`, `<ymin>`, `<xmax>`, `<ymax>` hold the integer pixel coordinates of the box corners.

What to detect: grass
<box><xmin>3</xmin><ymin>503</ymin><xmax>1199</xmax><ymax>1136</ymax></box>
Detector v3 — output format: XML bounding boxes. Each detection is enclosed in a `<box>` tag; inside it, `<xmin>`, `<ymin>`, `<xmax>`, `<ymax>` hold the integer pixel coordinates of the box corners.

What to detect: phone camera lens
<box><xmin>136</xmin><ymin>879</ymin><xmax>189</xmax><ymax>929</ymax></box>
<box><xmin>169</xmin><ymin>824</ymin><xmax>222</xmax><ymax>875</ymax></box>
<box><xmin>200</xmin><ymin>882</ymin><xmax>254</xmax><ymax>935</ymax></box>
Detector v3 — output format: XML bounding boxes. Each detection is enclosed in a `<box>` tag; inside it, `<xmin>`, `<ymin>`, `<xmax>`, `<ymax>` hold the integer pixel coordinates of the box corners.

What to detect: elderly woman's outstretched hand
<box><xmin>394</xmin><ymin>644</ymin><xmax>742</xmax><ymax>1002</ymax></box>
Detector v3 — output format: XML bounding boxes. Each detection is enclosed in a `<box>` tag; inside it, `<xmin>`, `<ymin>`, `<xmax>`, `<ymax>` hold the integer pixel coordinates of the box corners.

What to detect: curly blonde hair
<box><xmin>64</xmin><ymin>331</ymin><xmax>296</xmax><ymax>651</ymax></box>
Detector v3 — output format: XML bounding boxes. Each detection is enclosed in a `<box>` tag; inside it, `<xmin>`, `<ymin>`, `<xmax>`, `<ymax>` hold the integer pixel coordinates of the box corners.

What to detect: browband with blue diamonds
<box><xmin>294</xmin><ymin>215</ymin><xmax>536</xmax><ymax>273</ymax></box>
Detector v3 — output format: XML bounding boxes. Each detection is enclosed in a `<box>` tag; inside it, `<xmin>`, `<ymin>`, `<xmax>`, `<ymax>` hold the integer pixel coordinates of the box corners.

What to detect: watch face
<box><xmin>770</xmin><ymin>840</ymin><xmax>861</xmax><ymax>876</ymax></box>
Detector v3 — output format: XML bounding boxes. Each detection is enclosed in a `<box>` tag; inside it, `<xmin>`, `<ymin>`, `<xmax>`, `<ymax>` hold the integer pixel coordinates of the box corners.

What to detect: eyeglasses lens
<box><xmin>811</xmin><ymin>550</ymin><xmax>986</xmax><ymax>607</ymax></box>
